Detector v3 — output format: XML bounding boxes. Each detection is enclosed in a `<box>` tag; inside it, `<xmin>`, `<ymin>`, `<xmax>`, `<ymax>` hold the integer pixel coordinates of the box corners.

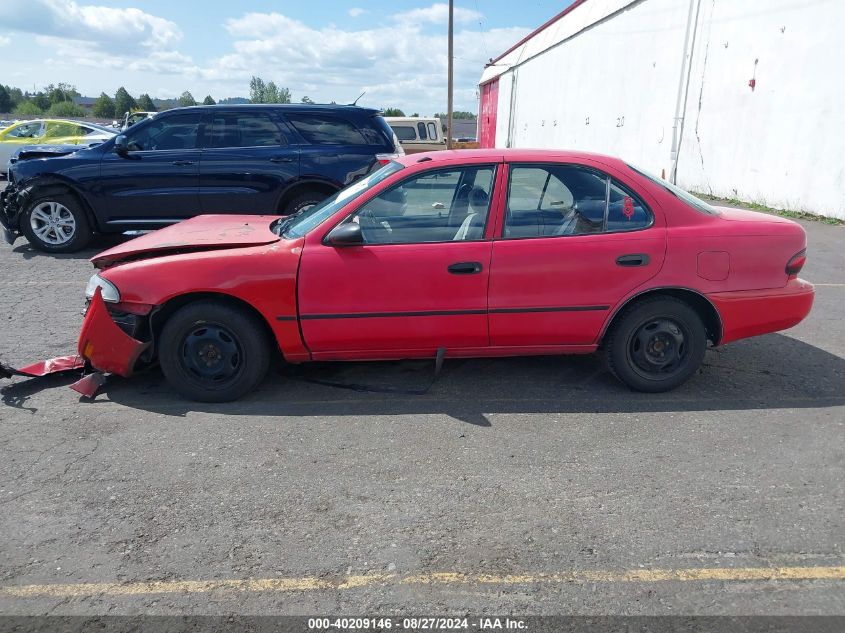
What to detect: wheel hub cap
<box><xmin>30</xmin><ymin>201</ymin><xmax>76</xmax><ymax>245</ymax></box>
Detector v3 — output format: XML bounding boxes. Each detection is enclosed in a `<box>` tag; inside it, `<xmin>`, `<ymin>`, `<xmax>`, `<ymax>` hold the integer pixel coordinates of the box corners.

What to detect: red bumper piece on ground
<box><xmin>77</xmin><ymin>287</ymin><xmax>149</xmax><ymax>377</ymax></box>
<box><xmin>0</xmin><ymin>355</ymin><xmax>85</xmax><ymax>378</ymax></box>
<box><xmin>69</xmin><ymin>372</ymin><xmax>108</xmax><ymax>398</ymax></box>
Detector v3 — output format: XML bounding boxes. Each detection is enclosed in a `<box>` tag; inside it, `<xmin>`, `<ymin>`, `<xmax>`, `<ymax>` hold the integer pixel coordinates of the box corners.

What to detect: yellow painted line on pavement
<box><xmin>1</xmin><ymin>566</ymin><xmax>843</xmax><ymax>598</ymax></box>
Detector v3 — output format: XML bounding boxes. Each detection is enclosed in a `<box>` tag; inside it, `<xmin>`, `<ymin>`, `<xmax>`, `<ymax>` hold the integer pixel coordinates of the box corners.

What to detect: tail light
<box><xmin>375</xmin><ymin>153</ymin><xmax>402</xmax><ymax>165</ymax></box>
<box><xmin>786</xmin><ymin>249</ymin><xmax>806</xmax><ymax>276</ymax></box>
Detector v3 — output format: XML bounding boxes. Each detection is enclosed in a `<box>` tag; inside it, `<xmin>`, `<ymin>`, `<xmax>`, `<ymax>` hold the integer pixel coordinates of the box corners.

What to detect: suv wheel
<box><xmin>21</xmin><ymin>194</ymin><xmax>92</xmax><ymax>253</ymax></box>
<box><xmin>283</xmin><ymin>191</ymin><xmax>328</xmax><ymax>215</ymax></box>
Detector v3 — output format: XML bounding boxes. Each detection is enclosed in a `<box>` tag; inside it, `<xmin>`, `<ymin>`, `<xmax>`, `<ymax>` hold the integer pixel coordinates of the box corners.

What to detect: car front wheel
<box><xmin>158</xmin><ymin>301</ymin><xmax>271</xmax><ymax>402</ymax></box>
<box><xmin>605</xmin><ymin>297</ymin><xmax>707</xmax><ymax>392</ymax></box>
<box><xmin>21</xmin><ymin>194</ymin><xmax>92</xmax><ymax>253</ymax></box>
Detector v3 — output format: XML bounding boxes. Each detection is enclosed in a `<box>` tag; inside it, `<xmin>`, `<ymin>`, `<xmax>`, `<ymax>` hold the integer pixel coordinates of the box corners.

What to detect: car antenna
<box><xmin>350</xmin><ymin>91</ymin><xmax>366</xmax><ymax>106</ymax></box>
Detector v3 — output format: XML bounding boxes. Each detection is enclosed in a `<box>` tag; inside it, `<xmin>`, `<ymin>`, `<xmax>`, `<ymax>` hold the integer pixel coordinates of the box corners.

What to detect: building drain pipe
<box><xmin>670</xmin><ymin>0</ymin><xmax>702</xmax><ymax>184</ymax></box>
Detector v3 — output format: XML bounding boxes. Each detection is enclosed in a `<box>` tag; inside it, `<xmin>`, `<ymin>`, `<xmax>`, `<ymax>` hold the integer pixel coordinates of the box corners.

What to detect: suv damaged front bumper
<box><xmin>0</xmin><ymin>288</ymin><xmax>151</xmax><ymax>398</ymax></box>
<box><xmin>0</xmin><ymin>179</ymin><xmax>28</xmax><ymax>245</ymax></box>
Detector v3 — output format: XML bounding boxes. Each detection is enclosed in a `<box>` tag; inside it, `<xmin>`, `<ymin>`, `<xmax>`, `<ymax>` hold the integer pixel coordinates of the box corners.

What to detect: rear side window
<box><xmin>504</xmin><ymin>163</ymin><xmax>652</xmax><ymax>238</ymax></box>
<box><xmin>285</xmin><ymin>114</ymin><xmax>367</xmax><ymax>145</ymax></box>
<box><xmin>209</xmin><ymin>112</ymin><xmax>285</xmax><ymax>148</ymax></box>
<box><xmin>427</xmin><ymin>122</ymin><xmax>438</xmax><ymax>140</ymax></box>
<box><xmin>417</xmin><ymin>122</ymin><xmax>428</xmax><ymax>140</ymax></box>
<box><xmin>391</xmin><ymin>125</ymin><xmax>416</xmax><ymax>141</ymax></box>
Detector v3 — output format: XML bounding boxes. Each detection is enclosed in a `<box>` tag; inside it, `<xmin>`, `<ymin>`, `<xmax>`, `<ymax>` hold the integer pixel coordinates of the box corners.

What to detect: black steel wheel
<box><xmin>159</xmin><ymin>301</ymin><xmax>271</xmax><ymax>402</ymax></box>
<box><xmin>605</xmin><ymin>297</ymin><xmax>707</xmax><ymax>392</ymax></box>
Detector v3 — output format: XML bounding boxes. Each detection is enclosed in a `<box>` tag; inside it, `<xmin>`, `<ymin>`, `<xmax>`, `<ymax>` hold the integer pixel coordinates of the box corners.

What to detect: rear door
<box><xmin>97</xmin><ymin>111</ymin><xmax>202</xmax><ymax>226</ymax></box>
<box><xmin>488</xmin><ymin>161</ymin><xmax>666</xmax><ymax>346</ymax></box>
<box><xmin>199</xmin><ymin>109</ymin><xmax>299</xmax><ymax>214</ymax></box>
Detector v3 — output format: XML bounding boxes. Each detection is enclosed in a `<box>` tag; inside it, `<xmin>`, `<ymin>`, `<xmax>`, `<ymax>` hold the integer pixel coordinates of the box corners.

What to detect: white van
<box><xmin>385</xmin><ymin>117</ymin><xmax>447</xmax><ymax>154</ymax></box>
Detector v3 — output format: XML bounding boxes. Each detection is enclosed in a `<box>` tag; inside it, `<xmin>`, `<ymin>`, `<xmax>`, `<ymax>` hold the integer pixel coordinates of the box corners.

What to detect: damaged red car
<box><xmin>14</xmin><ymin>149</ymin><xmax>815</xmax><ymax>402</ymax></box>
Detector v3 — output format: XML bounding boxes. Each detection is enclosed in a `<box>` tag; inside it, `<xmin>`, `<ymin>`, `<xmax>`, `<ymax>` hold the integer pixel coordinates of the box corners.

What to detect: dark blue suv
<box><xmin>1</xmin><ymin>105</ymin><xmax>402</xmax><ymax>252</ymax></box>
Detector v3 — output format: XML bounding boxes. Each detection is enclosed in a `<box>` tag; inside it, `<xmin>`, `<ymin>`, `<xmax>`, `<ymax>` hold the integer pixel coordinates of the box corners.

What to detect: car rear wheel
<box><xmin>605</xmin><ymin>297</ymin><xmax>707</xmax><ymax>392</ymax></box>
<box><xmin>158</xmin><ymin>301</ymin><xmax>271</xmax><ymax>402</ymax></box>
<box><xmin>21</xmin><ymin>194</ymin><xmax>92</xmax><ymax>253</ymax></box>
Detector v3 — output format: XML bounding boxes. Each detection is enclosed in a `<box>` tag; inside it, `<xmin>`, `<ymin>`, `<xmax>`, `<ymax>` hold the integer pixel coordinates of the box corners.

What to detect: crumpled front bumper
<box><xmin>0</xmin><ymin>179</ymin><xmax>24</xmax><ymax>244</ymax></box>
<box><xmin>77</xmin><ymin>287</ymin><xmax>150</xmax><ymax>377</ymax></box>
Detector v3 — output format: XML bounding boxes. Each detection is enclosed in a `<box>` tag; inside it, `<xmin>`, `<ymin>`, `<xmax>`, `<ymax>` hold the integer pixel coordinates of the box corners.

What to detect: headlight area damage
<box><xmin>0</xmin><ymin>287</ymin><xmax>150</xmax><ymax>398</ymax></box>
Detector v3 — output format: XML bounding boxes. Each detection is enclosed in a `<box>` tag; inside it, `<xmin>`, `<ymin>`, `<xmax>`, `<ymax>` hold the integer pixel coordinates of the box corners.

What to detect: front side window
<box><xmin>7</xmin><ymin>122</ymin><xmax>44</xmax><ymax>139</ymax></box>
<box><xmin>209</xmin><ymin>112</ymin><xmax>285</xmax><ymax>148</ymax></box>
<box><xmin>125</xmin><ymin>113</ymin><xmax>201</xmax><ymax>151</ymax></box>
<box><xmin>285</xmin><ymin>114</ymin><xmax>367</xmax><ymax>145</ymax></box>
<box><xmin>390</xmin><ymin>125</ymin><xmax>416</xmax><ymax>141</ymax></box>
<box><xmin>504</xmin><ymin>164</ymin><xmax>651</xmax><ymax>238</ymax></box>
<box><xmin>346</xmin><ymin>165</ymin><xmax>496</xmax><ymax>244</ymax></box>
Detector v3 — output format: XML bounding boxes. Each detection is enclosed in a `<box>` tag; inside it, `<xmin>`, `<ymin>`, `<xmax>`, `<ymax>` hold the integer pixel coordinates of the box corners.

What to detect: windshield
<box><xmin>280</xmin><ymin>161</ymin><xmax>404</xmax><ymax>238</ymax></box>
<box><xmin>628</xmin><ymin>164</ymin><xmax>719</xmax><ymax>215</ymax></box>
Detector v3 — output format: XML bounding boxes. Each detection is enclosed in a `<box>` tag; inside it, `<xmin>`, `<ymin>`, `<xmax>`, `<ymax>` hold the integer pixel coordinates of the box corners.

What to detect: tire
<box><xmin>158</xmin><ymin>301</ymin><xmax>271</xmax><ymax>402</ymax></box>
<box><xmin>20</xmin><ymin>193</ymin><xmax>92</xmax><ymax>253</ymax></box>
<box><xmin>282</xmin><ymin>191</ymin><xmax>328</xmax><ymax>215</ymax></box>
<box><xmin>605</xmin><ymin>296</ymin><xmax>707</xmax><ymax>393</ymax></box>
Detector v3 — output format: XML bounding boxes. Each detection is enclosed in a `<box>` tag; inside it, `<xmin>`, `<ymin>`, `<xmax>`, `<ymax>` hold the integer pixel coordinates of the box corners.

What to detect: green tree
<box><xmin>137</xmin><ymin>93</ymin><xmax>156</xmax><ymax>111</ymax></box>
<box><xmin>47</xmin><ymin>101</ymin><xmax>86</xmax><ymax>117</ymax></box>
<box><xmin>249</xmin><ymin>76</ymin><xmax>266</xmax><ymax>103</ymax></box>
<box><xmin>30</xmin><ymin>92</ymin><xmax>50</xmax><ymax>111</ymax></box>
<box><xmin>13</xmin><ymin>101</ymin><xmax>42</xmax><ymax>116</ymax></box>
<box><xmin>114</xmin><ymin>87</ymin><xmax>136</xmax><ymax>116</ymax></box>
<box><xmin>92</xmin><ymin>92</ymin><xmax>115</xmax><ymax>118</ymax></box>
<box><xmin>434</xmin><ymin>110</ymin><xmax>475</xmax><ymax>120</ymax></box>
<box><xmin>382</xmin><ymin>107</ymin><xmax>405</xmax><ymax>117</ymax></box>
<box><xmin>46</xmin><ymin>83</ymin><xmax>79</xmax><ymax>105</ymax></box>
<box><xmin>202</xmin><ymin>95</ymin><xmax>216</xmax><ymax>105</ymax></box>
<box><xmin>8</xmin><ymin>86</ymin><xmax>23</xmax><ymax>107</ymax></box>
<box><xmin>177</xmin><ymin>91</ymin><xmax>196</xmax><ymax>107</ymax></box>
<box><xmin>264</xmin><ymin>82</ymin><xmax>290</xmax><ymax>104</ymax></box>
<box><xmin>301</xmin><ymin>95</ymin><xmax>314</xmax><ymax>104</ymax></box>
<box><xmin>0</xmin><ymin>85</ymin><xmax>11</xmax><ymax>112</ymax></box>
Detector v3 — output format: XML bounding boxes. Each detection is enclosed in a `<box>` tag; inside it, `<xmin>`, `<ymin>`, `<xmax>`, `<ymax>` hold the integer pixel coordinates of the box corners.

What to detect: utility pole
<box><xmin>447</xmin><ymin>0</ymin><xmax>454</xmax><ymax>149</ymax></box>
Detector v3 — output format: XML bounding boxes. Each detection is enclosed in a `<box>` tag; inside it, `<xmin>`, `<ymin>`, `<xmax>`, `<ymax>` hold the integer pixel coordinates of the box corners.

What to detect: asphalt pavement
<box><xmin>0</xmin><ymin>206</ymin><xmax>843</xmax><ymax>616</ymax></box>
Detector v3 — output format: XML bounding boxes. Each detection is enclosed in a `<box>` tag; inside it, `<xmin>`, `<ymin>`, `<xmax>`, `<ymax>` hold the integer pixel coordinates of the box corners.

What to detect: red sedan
<box><xmin>35</xmin><ymin>150</ymin><xmax>819</xmax><ymax>400</ymax></box>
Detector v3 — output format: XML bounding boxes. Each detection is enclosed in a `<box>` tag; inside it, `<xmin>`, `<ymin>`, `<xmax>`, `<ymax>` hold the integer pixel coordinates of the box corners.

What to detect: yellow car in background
<box><xmin>0</xmin><ymin>119</ymin><xmax>116</xmax><ymax>175</ymax></box>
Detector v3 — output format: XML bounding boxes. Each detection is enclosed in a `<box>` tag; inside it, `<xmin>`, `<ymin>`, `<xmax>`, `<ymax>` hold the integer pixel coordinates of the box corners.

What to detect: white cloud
<box><xmin>392</xmin><ymin>3</ymin><xmax>482</xmax><ymax>25</ymax></box>
<box><xmin>201</xmin><ymin>9</ymin><xmax>527</xmax><ymax>114</ymax></box>
<box><xmin>0</xmin><ymin>35</ymin><xmax>10</xmax><ymax>47</ymax></box>
<box><xmin>0</xmin><ymin>0</ymin><xmax>181</xmax><ymax>52</ymax></box>
<box><xmin>348</xmin><ymin>8</ymin><xmax>366</xmax><ymax>18</ymax></box>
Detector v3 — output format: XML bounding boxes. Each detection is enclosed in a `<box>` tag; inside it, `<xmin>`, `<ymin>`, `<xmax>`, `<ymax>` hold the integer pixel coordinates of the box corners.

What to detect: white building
<box><xmin>478</xmin><ymin>0</ymin><xmax>845</xmax><ymax>219</ymax></box>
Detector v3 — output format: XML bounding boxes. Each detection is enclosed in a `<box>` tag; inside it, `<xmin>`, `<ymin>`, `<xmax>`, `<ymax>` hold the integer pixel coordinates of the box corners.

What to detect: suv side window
<box><xmin>209</xmin><ymin>112</ymin><xmax>286</xmax><ymax>148</ymax></box>
<box><xmin>346</xmin><ymin>165</ymin><xmax>496</xmax><ymax>244</ymax></box>
<box><xmin>285</xmin><ymin>113</ymin><xmax>367</xmax><ymax>145</ymax></box>
<box><xmin>125</xmin><ymin>113</ymin><xmax>202</xmax><ymax>151</ymax></box>
<box><xmin>504</xmin><ymin>164</ymin><xmax>651</xmax><ymax>238</ymax></box>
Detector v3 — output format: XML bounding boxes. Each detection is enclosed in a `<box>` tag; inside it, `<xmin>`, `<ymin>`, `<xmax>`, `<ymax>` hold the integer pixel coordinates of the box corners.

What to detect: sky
<box><xmin>0</xmin><ymin>1</ymin><xmax>574</xmax><ymax>116</ymax></box>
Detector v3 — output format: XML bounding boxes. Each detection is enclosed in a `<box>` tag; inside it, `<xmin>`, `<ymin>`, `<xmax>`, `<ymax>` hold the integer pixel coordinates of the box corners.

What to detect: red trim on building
<box><xmin>484</xmin><ymin>0</ymin><xmax>591</xmax><ymax>73</ymax></box>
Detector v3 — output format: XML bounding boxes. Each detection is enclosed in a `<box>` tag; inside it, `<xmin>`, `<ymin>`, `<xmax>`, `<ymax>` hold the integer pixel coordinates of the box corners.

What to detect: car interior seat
<box><xmin>453</xmin><ymin>186</ymin><xmax>489</xmax><ymax>240</ymax></box>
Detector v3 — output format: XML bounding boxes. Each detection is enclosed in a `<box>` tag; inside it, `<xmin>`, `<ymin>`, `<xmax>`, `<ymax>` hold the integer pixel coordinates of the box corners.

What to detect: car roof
<box><xmin>396</xmin><ymin>148</ymin><xmax>627</xmax><ymax>168</ymax></box>
<box><xmin>167</xmin><ymin>104</ymin><xmax>382</xmax><ymax>116</ymax></box>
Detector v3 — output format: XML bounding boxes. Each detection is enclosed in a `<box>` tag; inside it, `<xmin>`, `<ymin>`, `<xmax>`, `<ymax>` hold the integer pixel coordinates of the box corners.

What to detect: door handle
<box><xmin>616</xmin><ymin>254</ymin><xmax>650</xmax><ymax>267</ymax></box>
<box><xmin>171</xmin><ymin>160</ymin><xmax>195</xmax><ymax>166</ymax></box>
<box><xmin>270</xmin><ymin>156</ymin><xmax>294</xmax><ymax>163</ymax></box>
<box><xmin>448</xmin><ymin>261</ymin><xmax>483</xmax><ymax>275</ymax></box>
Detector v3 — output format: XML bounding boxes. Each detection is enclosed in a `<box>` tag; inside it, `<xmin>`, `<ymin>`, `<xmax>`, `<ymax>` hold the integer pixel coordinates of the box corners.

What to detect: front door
<box><xmin>199</xmin><ymin>109</ymin><xmax>299</xmax><ymax>214</ymax></box>
<box><xmin>97</xmin><ymin>112</ymin><xmax>202</xmax><ymax>227</ymax></box>
<box><xmin>297</xmin><ymin>163</ymin><xmax>500</xmax><ymax>355</ymax></box>
<box><xmin>488</xmin><ymin>162</ymin><xmax>666</xmax><ymax>346</ymax></box>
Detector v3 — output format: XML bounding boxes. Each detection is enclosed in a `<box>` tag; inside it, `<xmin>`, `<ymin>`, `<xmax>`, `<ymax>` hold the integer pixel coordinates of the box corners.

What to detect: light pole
<box><xmin>447</xmin><ymin>0</ymin><xmax>454</xmax><ymax>149</ymax></box>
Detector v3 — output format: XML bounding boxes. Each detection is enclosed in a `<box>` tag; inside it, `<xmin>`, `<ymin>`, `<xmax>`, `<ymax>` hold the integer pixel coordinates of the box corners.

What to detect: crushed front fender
<box><xmin>78</xmin><ymin>287</ymin><xmax>150</xmax><ymax>377</ymax></box>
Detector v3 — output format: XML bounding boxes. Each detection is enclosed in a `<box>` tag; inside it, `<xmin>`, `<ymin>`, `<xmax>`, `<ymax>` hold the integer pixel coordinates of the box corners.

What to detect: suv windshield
<box><xmin>628</xmin><ymin>164</ymin><xmax>719</xmax><ymax>215</ymax></box>
<box><xmin>280</xmin><ymin>161</ymin><xmax>404</xmax><ymax>238</ymax></box>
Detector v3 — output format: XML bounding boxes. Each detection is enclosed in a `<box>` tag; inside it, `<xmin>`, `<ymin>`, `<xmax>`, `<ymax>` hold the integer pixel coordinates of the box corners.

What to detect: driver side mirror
<box><xmin>114</xmin><ymin>134</ymin><xmax>129</xmax><ymax>155</ymax></box>
<box><xmin>325</xmin><ymin>222</ymin><xmax>364</xmax><ymax>247</ymax></box>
